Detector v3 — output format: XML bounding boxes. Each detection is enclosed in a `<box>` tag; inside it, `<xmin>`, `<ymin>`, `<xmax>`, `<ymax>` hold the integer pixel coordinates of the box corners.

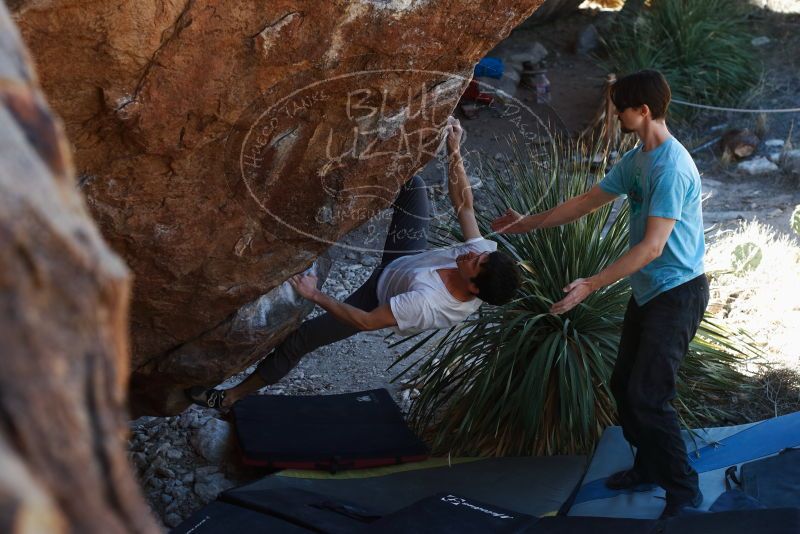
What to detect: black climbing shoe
<box><xmin>186</xmin><ymin>386</ymin><xmax>226</xmax><ymax>409</ymax></box>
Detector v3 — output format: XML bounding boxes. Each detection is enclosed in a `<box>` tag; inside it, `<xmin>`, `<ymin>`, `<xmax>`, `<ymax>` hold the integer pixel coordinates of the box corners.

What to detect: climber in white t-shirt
<box><xmin>188</xmin><ymin>116</ymin><xmax>521</xmax><ymax>409</ymax></box>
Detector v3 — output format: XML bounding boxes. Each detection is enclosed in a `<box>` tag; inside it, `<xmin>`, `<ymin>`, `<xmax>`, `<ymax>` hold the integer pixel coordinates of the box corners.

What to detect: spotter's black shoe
<box><xmin>659</xmin><ymin>490</ymin><xmax>704</xmax><ymax>519</ymax></box>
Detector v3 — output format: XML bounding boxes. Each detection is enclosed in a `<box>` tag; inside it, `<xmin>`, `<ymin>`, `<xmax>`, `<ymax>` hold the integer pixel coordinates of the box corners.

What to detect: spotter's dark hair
<box><xmin>610</xmin><ymin>69</ymin><xmax>672</xmax><ymax>119</ymax></box>
<box><xmin>471</xmin><ymin>251</ymin><xmax>520</xmax><ymax>306</ymax></box>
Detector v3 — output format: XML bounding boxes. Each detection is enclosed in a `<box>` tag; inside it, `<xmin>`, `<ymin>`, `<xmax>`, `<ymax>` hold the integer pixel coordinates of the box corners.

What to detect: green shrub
<box><xmin>791</xmin><ymin>205</ymin><xmax>800</xmax><ymax>236</ymax></box>
<box><xmin>392</xmin><ymin>138</ymin><xmax>763</xmax><ymax>456</ymax></box>
<box><xmin>601</xmin><ymin>0</ymin><xmax>761</xmax><ymax>117</ymax></box>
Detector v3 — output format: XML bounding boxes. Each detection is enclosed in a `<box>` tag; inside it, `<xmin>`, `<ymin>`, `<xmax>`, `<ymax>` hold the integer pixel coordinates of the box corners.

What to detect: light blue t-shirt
<box><xmin>599</xmin><ymin>136</ymin><xmax>705</xmax><ymax>305</ymax></box>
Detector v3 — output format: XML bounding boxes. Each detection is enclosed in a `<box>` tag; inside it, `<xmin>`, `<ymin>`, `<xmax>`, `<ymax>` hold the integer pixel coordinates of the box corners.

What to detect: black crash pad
<box><xmin>525</xmin><ymin>508</ymin><xmax>800</xmax><ymax>534</ymax></box>
<box><xmin>225</xmin><ymin>456</ymin><xmax>587</xmax><ymax>518</ymax></box>
<box><xmin>171</xmin><ymin>501</ymin><xmax>313</xmax><ymax>533</ymax></box>
<box><xmin>524</xmin><ymin>516</ymin><xmax>656</xmax><ymax>533</ymax></box>
<box><xmin>663</xmin><ymin>507</ymin><xmax>800</xmax><ymax>534</ymax></box>
<box><xmin>220</xmin><ymin>486</ymin><xmax>379</xmax><ymax>533</ymax></box>
<box><xmin>364</xmin><ymin>493</ymin><xmax>536</xmax><ymax>533</ymax></box>
<box><xmin>173</xmin><ymin>488</ymin><xmax>381</xmax><ymax>533</ymax></box>
<box><xmin>233</xmin><ymin>389</ymin><xmax>428</xmax><ymax>471</ymax></box>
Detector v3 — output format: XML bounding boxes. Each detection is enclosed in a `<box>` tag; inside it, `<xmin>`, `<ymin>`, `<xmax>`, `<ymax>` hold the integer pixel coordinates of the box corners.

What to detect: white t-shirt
<box><xmin>376</xmin><ymin>237</ymin><xmax>498</xmax><ymax>336</ymax></box>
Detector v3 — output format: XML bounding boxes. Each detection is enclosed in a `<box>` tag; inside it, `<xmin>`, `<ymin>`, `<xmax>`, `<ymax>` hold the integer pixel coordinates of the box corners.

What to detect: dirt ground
<box><xmin>133</xmin><ymin>4</ymin><xmax>800</xmax><ymax>527</ymax></box>
<box><xmin>679</xmin><ymin>4</ymin><xmax>800</xmax><ymax>237</ymax></box>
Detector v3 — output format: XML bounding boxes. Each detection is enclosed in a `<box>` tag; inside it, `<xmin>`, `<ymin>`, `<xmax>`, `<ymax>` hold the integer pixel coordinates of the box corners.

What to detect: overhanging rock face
<box><xmin>13</xmin><ymin>0</ymin><xmax>544</xmax><ymax>415</ymax></box>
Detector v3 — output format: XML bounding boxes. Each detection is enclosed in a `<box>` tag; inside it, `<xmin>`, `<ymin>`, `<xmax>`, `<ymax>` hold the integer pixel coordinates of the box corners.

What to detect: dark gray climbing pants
<box><xmin>255</xmin><ymin>175</ymin><xmax>430</xmax><ymax>384</ymax></box>
<box><xmin>610</xmin><ymin>273</ymin><xmax>710</xmax><ymax>505</ymax></box>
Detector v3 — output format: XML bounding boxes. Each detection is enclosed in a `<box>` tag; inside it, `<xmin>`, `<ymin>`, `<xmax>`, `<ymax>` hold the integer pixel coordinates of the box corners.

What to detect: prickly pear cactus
<box><xmin>732</xmin><ymin>242</ymin><xmax>763</xmax><ymax>273</ymax></box>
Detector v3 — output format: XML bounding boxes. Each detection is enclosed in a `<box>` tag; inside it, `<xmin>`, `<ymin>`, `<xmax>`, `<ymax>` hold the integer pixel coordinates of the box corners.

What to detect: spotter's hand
<box><xmin>550</xmin><ymin>278</ymin><xmax>596</xmax><ymax>315</ymax></box>
<box><xmin>491</xmin><ymin>208</ymin><xmax>527</xmax><ymax>234</ymax></box>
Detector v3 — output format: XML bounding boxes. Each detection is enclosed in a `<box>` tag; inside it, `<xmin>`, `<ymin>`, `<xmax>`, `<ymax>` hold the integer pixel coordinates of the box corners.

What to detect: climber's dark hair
<box><xmin>471</xmin><ymin>251</ymin><xmax>520</xmax><ymax>305</ymax></box>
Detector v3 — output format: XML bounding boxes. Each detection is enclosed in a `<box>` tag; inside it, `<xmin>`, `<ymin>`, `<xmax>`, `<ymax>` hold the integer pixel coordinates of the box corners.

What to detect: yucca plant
<box><xmin>391</xmin><ymin>137</ymin><xmax>764</xmax><ymax>456</ymax></box>
<box><xmin>600</xmin><ymin>0</ymin><xmax>761</xmax><ymax>119</ymax></box>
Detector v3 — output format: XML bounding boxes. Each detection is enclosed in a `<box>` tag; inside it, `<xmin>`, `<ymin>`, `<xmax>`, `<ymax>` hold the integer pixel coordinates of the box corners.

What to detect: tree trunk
<box><xmin>525</xmin><ymin>0</ymin><xmax>584</xmax><ymax>23</ymax></box>
<box><xmin>0</xmin><ymin>4</ymin><xmax>158</xmax><ymax>533</ymax></box>
<box><xmin>720</xmin><ymin>129</ymin><xmax>760</xmax><ymax>160</ymax></box>
<box><xmin>620</xmin><ymin>0</ymin><xmax>647</xmax><ymax>17</ymax></box>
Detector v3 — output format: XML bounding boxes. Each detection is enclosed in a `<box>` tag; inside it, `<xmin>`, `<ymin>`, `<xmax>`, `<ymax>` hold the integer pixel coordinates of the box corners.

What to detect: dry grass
<box><xmin>746</xmin><ymin>367</ymin><xmax>800</xmax><ymax>419</ymax></box>
<box><xmin>705</xmin><ymin>220</ymin><xmax>800</xmax><ymax>371</ymax></box>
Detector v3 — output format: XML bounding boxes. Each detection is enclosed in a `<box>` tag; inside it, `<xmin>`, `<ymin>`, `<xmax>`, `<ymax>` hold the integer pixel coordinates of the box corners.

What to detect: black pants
<box><xmin>610</xmin><ymin>274</ymin><xmax>710</xmax><ymax>504</ymax></box>
<box><xmin>255</xmin><ymin>175</ymin><xmax>430</xmax><ymax>383</ymax></box>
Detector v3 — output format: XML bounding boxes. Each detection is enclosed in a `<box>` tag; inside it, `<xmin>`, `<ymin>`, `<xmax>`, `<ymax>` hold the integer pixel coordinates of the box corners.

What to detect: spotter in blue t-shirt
<box><xmin>599</xmin><ymin>136</ymin><xmax>705</xmax><ymax>305</ymax></box>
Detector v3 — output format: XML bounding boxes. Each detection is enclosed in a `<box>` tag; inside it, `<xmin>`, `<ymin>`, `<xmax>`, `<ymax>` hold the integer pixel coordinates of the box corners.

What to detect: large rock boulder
<box><xmin>12</xmin><ymin>0</ymin><xmax>544</xmax><ymax>415</ymax></box>
<box><xmin>0</xmin><ymin>4</ymin><xmax>157</xmax><ymax>531</ymax></box>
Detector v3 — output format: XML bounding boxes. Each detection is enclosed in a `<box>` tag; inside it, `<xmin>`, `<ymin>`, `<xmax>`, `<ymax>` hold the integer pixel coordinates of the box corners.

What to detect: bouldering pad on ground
<box><xmin>225</xmin><ymin>455</ymin><xmax>587</xmax><ymax>517</ymax></box>
<box><xmin>567</xmin><ymin>411</ymin><xmax>800</xmax><ymax>519</ymax></box>
<box><xmin>233</xmin><ymin>389</ymin><xmax>429</xmax><ymax>471</ymax></box>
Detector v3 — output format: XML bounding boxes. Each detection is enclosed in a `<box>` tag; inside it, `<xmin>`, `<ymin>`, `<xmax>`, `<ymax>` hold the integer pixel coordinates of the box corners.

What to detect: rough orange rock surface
<box><xmin>0</xmin><ymin>3</ymin><xmax>157</xmax><ymax>530</ymax></box>
<box><xmin>13</xmin><ymin>0</ymin><xmax>544</xmax><ymax>414</ymax></box>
